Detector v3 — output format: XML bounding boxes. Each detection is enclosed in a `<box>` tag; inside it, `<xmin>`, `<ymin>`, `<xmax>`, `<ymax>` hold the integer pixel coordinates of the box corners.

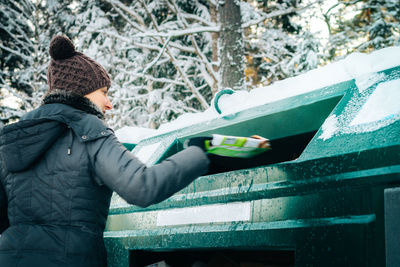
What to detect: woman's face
<box><xmin>85</xmin><ymin>87</ymin><xmax>113</xmax><ymax>114</ymax></box>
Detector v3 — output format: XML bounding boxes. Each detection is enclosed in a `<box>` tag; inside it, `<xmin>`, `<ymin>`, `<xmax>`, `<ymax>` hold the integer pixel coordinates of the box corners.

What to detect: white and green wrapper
<box><xmin>205</xmin><ymin>134</ymin><xmax>270</xmax><ymax>158</ymax></box>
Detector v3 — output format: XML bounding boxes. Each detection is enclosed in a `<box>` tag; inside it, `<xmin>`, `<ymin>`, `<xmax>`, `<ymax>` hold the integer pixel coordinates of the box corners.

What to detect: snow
<box><xmin>116</xmin><ymin>46</ymin><xmax>400</xmax><ymax>143</ymax></box>
<box><xmin>350</xmin><ymin>79</ymin><xmax>400</xmax><ymax>126</ymax></box>
<box><xmin>115</xmin><ymin>126</ymin><xmax>157</xmax><ymax>144</ymax></box>
<box><xmin>319</xmin><ymin>115</ymin><xmax>338</xmax><ymax>141</ymax></box>
<box><xmin>214</xmin><ymin>90</ymin><xmax>251</xmax><ymax>115</ymax></box>
<box><xmin>134</xmin><ymin>142</ymin><xmax>161</xmax><ymax>165</ymax></box>
<box><xmin>355</xmin><ymin>72</ymin><xmax>385</xmax><ymax>93</ymax></box>
<box><xmin>318</xmin><ymin>78</ymin><xmax>400</xmax><ymax>140</ymax></box>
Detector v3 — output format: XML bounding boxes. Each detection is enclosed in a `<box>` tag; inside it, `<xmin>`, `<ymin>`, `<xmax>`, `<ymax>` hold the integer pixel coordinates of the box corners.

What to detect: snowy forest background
<box><xmin>1</xmin><ymin>0</ymin><xmax>399</xmax><ymax>129</ymax></box>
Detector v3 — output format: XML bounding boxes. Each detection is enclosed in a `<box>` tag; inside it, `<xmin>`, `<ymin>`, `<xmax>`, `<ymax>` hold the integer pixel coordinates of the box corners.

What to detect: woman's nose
<box><xmin>105</xmin><ymin>97</ymin><xmax>113</xmax><ymax>110</ymax></box>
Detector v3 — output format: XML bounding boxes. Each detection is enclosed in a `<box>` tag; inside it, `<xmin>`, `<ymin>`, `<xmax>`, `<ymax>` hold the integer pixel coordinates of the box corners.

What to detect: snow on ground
<box><xmin>116</xmin><ymin>46</ymin><xmax>400</xmax><ymax>144</ymax></box>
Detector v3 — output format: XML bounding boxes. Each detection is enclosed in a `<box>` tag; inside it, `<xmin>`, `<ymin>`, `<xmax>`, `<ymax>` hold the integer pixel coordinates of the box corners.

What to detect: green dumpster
<box><xmin>105</xmin><ymin>65</ymin><xmax>400</xmax><ymax>267</ymax></box>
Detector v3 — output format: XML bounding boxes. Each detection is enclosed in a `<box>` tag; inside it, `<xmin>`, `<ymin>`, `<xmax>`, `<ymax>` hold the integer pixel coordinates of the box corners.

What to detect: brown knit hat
<box><xmin>47</xmin><ymin>35</ymin><xmax>111</xmax><ymax>96</ymax></box>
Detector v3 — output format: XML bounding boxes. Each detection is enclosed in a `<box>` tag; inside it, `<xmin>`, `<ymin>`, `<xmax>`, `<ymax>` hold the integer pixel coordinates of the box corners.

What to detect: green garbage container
<box><xmin>104</xmin><ymin>65</ymin><xmax>400</xmax><ymax>267</ymax></box>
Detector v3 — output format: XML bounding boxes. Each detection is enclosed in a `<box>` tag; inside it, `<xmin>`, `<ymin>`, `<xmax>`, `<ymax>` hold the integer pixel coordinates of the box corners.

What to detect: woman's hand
<box><xmin>250</xmin><ymin>135</ymin><xmax>271</xmax><ymax>149</ymax></box>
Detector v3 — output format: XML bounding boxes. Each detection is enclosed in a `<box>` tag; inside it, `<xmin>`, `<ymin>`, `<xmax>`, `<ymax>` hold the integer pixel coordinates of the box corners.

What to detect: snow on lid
<box><xmin>134</xmin><ymin>142</ymin><xmax>161</xmax><ymax>165</ymax></box>
<box><xmin>118</xmin><ymin>46</ymin><xmax>400</xmax><ymax>143</ymax></box>
<box><xmin>319</xmin><ymin>115</ymin><xmax>338</xmax><ymax>141</ymax></box>
<box><xmin>350</xmin><ymin>79</ymin><xmax>400</xmax><ymax>126</ymax></box>
<box><xmin>115</xmin><ymin>126</ymin><xmax>157</xmax><ymax>144</ymax></box>
<box><xmin>355</xmin><ymin>72</ymin><xmax>386</xmax><ymax>93</ymax></box>
<box><xmin>318</xmin><ymin>78</ymin><xmax>400</xmax><ymax>140</ymax></box>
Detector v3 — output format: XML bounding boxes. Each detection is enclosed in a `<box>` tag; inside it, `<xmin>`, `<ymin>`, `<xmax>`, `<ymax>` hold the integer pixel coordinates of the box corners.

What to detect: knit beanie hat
<box><xmin>46</xmin><ymin>35</ymin><xmax>111</xmax><ymax>96</ymax></box>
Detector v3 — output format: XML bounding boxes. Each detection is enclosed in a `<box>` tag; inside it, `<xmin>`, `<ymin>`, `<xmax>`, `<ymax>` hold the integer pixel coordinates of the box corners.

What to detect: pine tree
<box><xmin>0</xmin><ymin>0</ymin><xmax>35</xmax><ymax>123</ymax></box>
<box><xmin>324</xmin><ymin>0</ymin><xmax>400</xmax><ymax>59</ymax></box>
<box><xmin>0</xmin><ymin>0</ymin><xmax>75</xmax><ymax>124</ymax></box>
<box><xmin>242</xmin><ymin>0</ymin><xmax>321</xmax><ymax>85</ymax></box>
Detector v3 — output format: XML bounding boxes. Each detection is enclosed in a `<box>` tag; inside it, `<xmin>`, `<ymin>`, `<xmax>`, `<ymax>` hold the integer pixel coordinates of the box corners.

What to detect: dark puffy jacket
<box><xmin>0</xmin><ymin>103</ymin><xmax>209</xmax><ymax>267</ymax></box>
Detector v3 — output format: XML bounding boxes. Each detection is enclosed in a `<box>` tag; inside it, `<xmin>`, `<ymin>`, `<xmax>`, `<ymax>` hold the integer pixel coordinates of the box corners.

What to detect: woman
<box><xmin>0</xmin><ymin>35</ymin><xmax>209</xmax><ymax>266</ymax></box>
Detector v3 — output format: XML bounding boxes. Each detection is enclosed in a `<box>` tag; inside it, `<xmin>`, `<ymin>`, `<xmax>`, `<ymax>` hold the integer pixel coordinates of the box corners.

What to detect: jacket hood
<box><xmin>0</xmin><ymin>92</ymin><xmax>112</xmax><ymax>173</ymax></box>
<box><xmin>0</xmin><ymin>119</ymin><xmax>66</xmax><ymax>172</ymax></box>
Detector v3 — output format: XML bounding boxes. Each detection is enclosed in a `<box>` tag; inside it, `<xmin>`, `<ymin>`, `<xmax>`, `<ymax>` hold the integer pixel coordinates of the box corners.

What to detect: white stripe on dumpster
<box><xmin>156</xmin><ymin>202</ymin><xmax>251</xmax><ymax>226</ymax></box>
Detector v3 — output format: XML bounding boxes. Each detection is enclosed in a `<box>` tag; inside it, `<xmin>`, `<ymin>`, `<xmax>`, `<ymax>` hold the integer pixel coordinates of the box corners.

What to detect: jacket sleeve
<box><xmin>86</xmin><ymin>134</ymin><xmax>210</xmax><ymax>208</ymax></box>
<box><xmin>0</xmin><ymin>182</ymin><xmax>9</xmax><ymax>234</ymax></box>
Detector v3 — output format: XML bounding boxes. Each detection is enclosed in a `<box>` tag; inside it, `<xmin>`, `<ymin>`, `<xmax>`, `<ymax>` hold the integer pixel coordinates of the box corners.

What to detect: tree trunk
<box><xmin>218</xmin><ymin>0</ymin><xmax>245</xmax><ymax>90</ymax></box>
<box><xmin>209</xmin><ymin>0</ymin><xmax>219</xmax><ymax>95</ymax></box>
<box><xmin>210</xmin><ymin>3</ymin><xmax>219</xmax><ymax>72</ymax></box>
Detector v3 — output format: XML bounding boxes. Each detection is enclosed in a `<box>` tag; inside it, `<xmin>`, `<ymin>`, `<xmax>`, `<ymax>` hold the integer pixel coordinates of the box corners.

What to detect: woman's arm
<box><xmin>86</xmin><ymin>134</ymin><xmax>209</xmax><ymax>207</ymax></box>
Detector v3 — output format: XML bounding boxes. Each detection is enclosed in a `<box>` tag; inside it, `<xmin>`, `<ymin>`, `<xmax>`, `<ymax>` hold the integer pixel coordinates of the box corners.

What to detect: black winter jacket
<box><xmin>0</xmin><ymin>93</ymin><xmax>209</xmax><ymax>267</ymax></box>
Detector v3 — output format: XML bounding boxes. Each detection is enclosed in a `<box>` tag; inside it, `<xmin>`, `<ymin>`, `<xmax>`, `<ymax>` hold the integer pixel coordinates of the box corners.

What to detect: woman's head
<box><xmin>46</xmin><ymin>35</ymin><xmax>111</xmax><ymax>97</ymax></box>
<box><xmin>84</xmin><ymin>87</ymin><xmax>113</xmax><ymax>114</ymax></box>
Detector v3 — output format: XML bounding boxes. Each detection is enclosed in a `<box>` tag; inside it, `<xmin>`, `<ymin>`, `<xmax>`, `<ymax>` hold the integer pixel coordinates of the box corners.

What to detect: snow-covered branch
<box><xmin>242</xmin><ymin>1</ymin><xmax>322</xmax><ymax>28</ymax></box>
<box><xmin>107</xmin><ymin>0</ymin><xmax>145</xmax><ymax>26</ymax></box>
<box><xmin>107</xmin><ymin>0</ymin><xmax>146</xmax><ymax>33</ymax></box>
<box><xmin>136</xmin><ymin>0</ymin><xmax>210</xmax><ymax>109</ymax></box>
<box><xmin>181</xmin><ymin>13</ymin><xmax>215</xmax><ymax>27</ymax></box>
<box><xmin>130</xmin><ymin>74</ymin><xmax>186</xmax><ymax>87</ymax></box>
<box><xmin>168</xmin><ymin>0</ymin><xmax>218</xmax><ymax>93</ymax></box>
<box><xmin>0</xmin><ymin>44</ymin><xmax>31</xmax><ymax>62</ymax></box>
<box><xmin>143</xmin><ymin>36</ymin><xmax>171</xmax><ymax>74</ymax></box>
<box><xmin>0</xmin><ymin>75</ymin><xmax>33</xmax><ymax>110</ymax></box>
<box><xmin>133</xmin><ymin>26</ymin><xmax>220</xmax><ymax>38</ymax></box>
